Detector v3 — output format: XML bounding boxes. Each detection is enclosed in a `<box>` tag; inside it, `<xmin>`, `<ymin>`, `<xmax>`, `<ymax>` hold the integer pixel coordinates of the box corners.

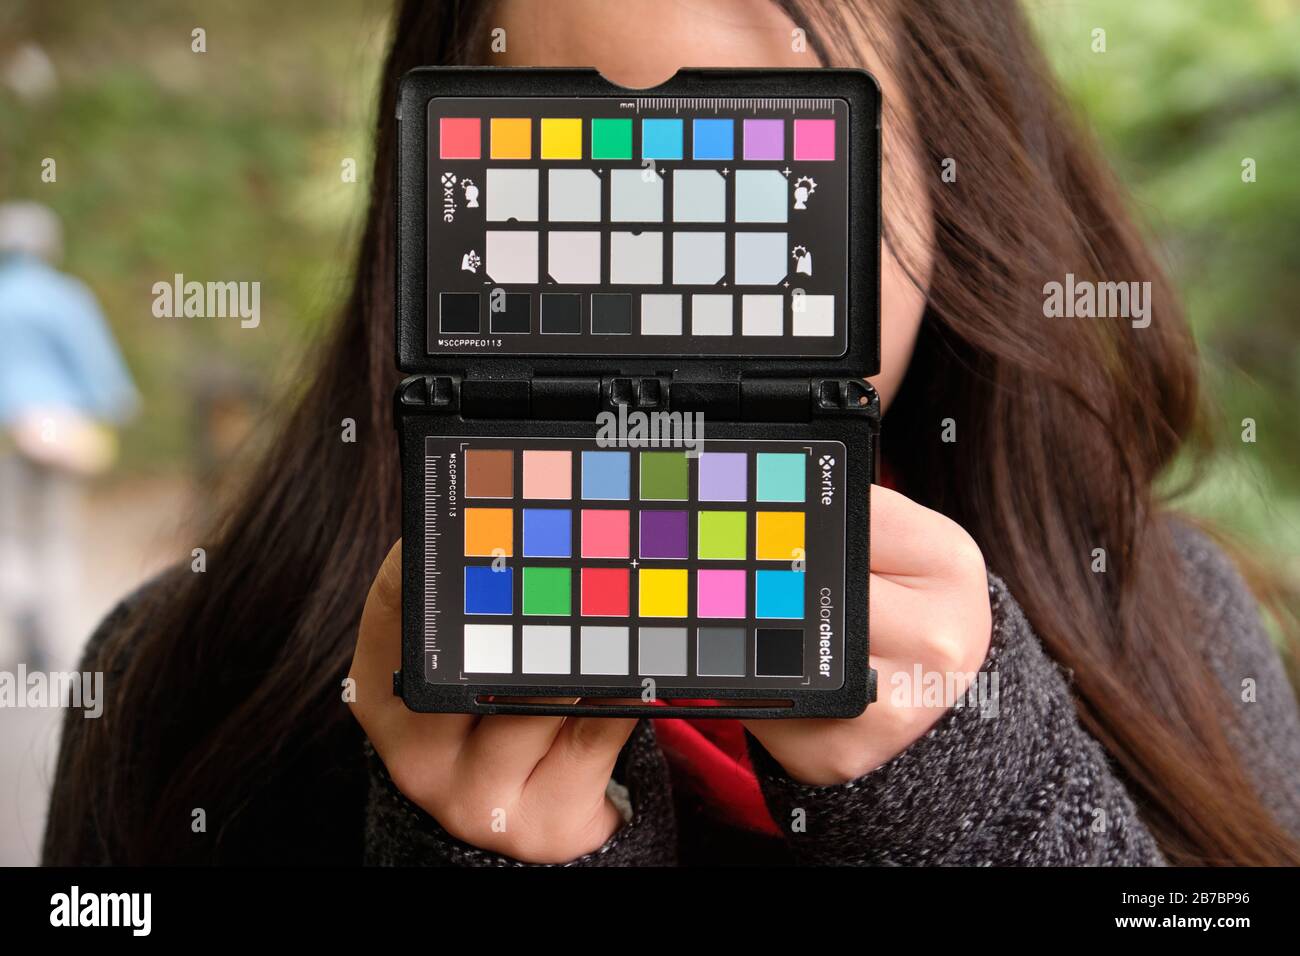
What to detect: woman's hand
<box><xmin>348</xmin><ymin>540</ymin><xmax>636</xmax><ymax>864</ymax></box>
<box><xmin>744</xmin><ymin>485</ymin><xmax>993</xmax><ymax>786</ymax></box>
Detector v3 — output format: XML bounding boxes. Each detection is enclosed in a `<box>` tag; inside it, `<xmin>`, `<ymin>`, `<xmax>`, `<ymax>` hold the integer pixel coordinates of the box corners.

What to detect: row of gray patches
<box><xmin>486</xmin><ymin>168</ymin><xmax>793</xmax><ymax>224</ymax></box>
<box><xmin>484</xmin><ymin>230</ymin><xmax>796</xmax><ymax>286</ymax></box>
<box><xmin>464</xmin><ymin>623</ymin><xmax>803</xmax><ymax>678</ymax></box>
<box><xmin>441</xmin><ymin>291</ymin><xmax>836</xmax><ymax>337</ymax></box>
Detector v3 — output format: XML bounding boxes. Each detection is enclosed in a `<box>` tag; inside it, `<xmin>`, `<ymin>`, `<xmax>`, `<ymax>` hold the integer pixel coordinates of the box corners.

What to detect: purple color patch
<box><xmin>640</xmin><ymin>510</ymin><xmax>689</xmax><ymax>559</ymax></box>
<box><xmin>743</xmin><ymin>119</ymin><xmax>784</xmax><ymax>161</ymax></box>
<box><xmin>698</xmin><ymin>570</ymin><xmax>747</xmax><ymax>618</ymax></box>
<box><xmin>698</xmin><ymin>452</ymin><xmax>747</xmax><ymax>502</ymax></box>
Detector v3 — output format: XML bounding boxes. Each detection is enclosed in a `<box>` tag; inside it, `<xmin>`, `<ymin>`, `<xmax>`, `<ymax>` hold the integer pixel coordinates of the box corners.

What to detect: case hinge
<box><xmin>458</xmin><ymin>376</ymin><xmax>602</xmax><ymax>419</ymax></box>
<box><xmin>607</xmin><ymin>376</ymin><xmax>877</xmax><ymax>423</ymax></box>
<box><xmin>396</xmin><ymin>374</ymin><xmax>878</xmax><ymax>424</ymax></box>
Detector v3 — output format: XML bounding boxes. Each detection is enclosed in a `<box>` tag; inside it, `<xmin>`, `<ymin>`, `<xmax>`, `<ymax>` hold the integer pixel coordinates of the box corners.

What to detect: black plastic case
<box><xmin>393</xmin><ymin>67</ymin><xmax>881</xmax><ymax>718</ymax></box>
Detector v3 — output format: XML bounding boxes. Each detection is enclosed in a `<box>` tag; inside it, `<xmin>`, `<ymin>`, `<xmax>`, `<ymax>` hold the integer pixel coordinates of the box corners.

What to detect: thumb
<box><xmin>533</xmin><ymin>715</ymin><xmax>639</xmax><ymax>801</ymax></box>
<box><xmin>740</xmin><ymin>714</ymin><xmax>836</xmax><ymax>764</ymax></box>
<box><xmin>348</xmin><ymin>538</ymin><xmax>404</xmax><ymax>713</ymax></box>
<box><xmin>367</xmin><ymin>537</ymin><xmax>404</xmax><ymax>626</ymax></box>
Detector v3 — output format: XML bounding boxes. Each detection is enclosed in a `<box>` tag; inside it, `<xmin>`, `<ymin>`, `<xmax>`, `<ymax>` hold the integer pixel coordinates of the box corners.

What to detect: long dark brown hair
<box><xmin>44</xmin><ymin>0</ymin><xmax>1297</xmax><ymax>865</ymax></box>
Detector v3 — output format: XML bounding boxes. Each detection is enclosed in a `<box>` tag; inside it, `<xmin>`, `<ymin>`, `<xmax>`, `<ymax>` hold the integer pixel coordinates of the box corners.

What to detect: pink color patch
<box><xmin>581</xmin><ymin>509</ymin><xmax>630</xmax><ymax>559</ymax></box>
<box><xmin>440</xmin><ymin>117</ymin><xmax>481</xmax><ymax>159</ymax></box>
<box><xmin>793</xmin><ymin>119</ymin><xmax>835</xmax><ymax>161</ymax></box>
<box><xmin>522</xmin><ymin>450</ymin><xmax>572</xmax><ymax>500</ymax></box>
<box><xmin>697</xmin><ymin>569</ymin><xmax>747</xmax><ymax>619</ymax></box>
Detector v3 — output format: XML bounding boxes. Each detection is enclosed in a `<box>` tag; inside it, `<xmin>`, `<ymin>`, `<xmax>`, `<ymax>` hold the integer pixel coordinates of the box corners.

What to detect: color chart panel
<box><xmin>427</xmin><ymin>97</ymin><xmax>849</xmax><ymax>357</ymax></box>
<box><xmin>421</xmin><ymin>437</ymin><xmax>848</xmax><ymax>690</ymax></box>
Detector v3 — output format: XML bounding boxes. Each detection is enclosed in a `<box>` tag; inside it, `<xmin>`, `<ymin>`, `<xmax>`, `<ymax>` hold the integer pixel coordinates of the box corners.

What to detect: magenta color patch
<box><xmin>697</xmin><ymin>569</ymin><xmax>747</xmax><ymax>619</ymax></box>
<box><xmin>793</xmin><ymin>119</ymin><xmax>835</xmax><ymax>161</ymax></box>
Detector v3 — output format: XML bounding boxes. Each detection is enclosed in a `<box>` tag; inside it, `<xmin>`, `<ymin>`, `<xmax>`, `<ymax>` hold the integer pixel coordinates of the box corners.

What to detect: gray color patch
<box><xmin>672</xmin><ymin>232</ymin><xmax>725</xmax><ymax>285</ymax></box>
<box><xmin>734</xmin><ymin>169</ymin><xmax>788</xmax><ymax>223</ymax></box>
<box><xmin>640</xmin><ymin>294</ymin><xmax>682</xmax><ymax>335</ymax></box>
<box><xmin>548</xmin><ymin>168</ymin><xmax>601</xmax><ymax>222</ymax></box>
<box><xmin>484</xmin><ymin>231</ymin><xmax>538</xmax><ymax>284</ymax></box>
<box><xmin>611</xmin><ymin>169</ymin><xmax>663</xmax><ymax>222</ymax></box>
<box><xmin>690</xmin><ymin>294</ymin><xmax>733</xmax><ymax>336</ymax></box>
<box><xmin>672</xmin><ymin>169</ymin><xmax>725</xmax><ymax>222</ymax></box>
<box><xmin>610</xmin><ymin>231</ymin><xmax>663</xmax><ymax>284</ymax></box>
<box><xmin>581</xmin><ymin>626</ymin><xmax>630</xmax><ymax>675</ymax></box>
<box><xmin>734</xmin><ymin>232</ymin><xmax>787</xmax><ymax>285</ymax></box>
<box><xmin>485</xmin><ymin>168</ymin><xmax>539</xmax><ymax>222</ymax></box>
<box><xmin>522</xmin><ymin>625</ymin><xmax>571</xmax><ymax>674</ymax></box>
<box><xmin>697</xmin><ymin>627</ymin><xmax>746</xmax><ymax>677</ymax></box>
<box><xmin>548</xmin><ymin>231</ymin><xmax>601</xmax><ymax>284</ymax></box>
<box><xmin>638</xmin><ymin>627</ymin><xmax>688</xmax><ymax>676</ymax></box>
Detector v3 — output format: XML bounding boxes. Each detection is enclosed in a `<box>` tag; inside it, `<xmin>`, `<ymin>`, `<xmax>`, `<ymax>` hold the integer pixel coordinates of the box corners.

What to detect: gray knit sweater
<box><xmin>364</xmin><ymin>525</ymin><xmax>1300</xmax><ymax>865</ymax></box>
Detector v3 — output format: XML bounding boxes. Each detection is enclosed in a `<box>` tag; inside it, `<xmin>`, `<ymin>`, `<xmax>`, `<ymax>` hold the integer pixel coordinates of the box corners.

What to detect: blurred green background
<box><xmin>1</xmin><ymin>0</ymin><xmax>1297</xmax><ymax>560</ymax></box>
<box><xmin>1033</xmin><ymin>0</ymin><xmax>1300</xmax><ymax>574</ymax></box>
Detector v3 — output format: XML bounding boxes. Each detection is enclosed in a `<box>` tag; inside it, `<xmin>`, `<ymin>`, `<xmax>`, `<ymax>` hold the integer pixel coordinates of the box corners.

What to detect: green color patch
<box><xmin>698</xmin><ymin>511</ymin><xmax>747</xmax><ymax>560</ymax></box>
<box><xmin>591</xmin><ymin>118</ymin><xmax>633</xmax><ymax>159</ymax></box>
<box><xmin>639</xmin><ymin>452</ymin><xmax>689</xmax><ymax>500</ymax></box>
<box><xmin>522</xmin><ymin>566</ymin><xmax>571</xmax><ymax>616</ymax></box>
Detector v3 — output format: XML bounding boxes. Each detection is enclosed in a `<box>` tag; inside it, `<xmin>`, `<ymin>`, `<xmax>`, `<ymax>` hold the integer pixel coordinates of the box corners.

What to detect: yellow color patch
<box><xmin>756</xmin><ymin>511</ymin><xmax>805</xmax><ymax>561</ymax></box>
<box><xmin>490</xmin><ymin>117</ymin><xmax>532</xmax><ymax>159</ymax></box>
<box><xmin>639</xmin><ymin>568</ymin><xmax>688</xmax><ymax>618</ymax></box>
<box><xmin>541</xmin><ymin>118</ymin><xmax>583</xmax><ymax>159</ymax></box>
<box><xmin>465</xmin><ymin>508</ymin><xmax>514</xmax><ymax>557</ymax></box>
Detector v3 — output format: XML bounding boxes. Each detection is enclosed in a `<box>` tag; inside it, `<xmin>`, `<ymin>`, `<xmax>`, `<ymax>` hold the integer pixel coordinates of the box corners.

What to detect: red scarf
<box><xmin>651</xmin><ymin>711</ymin><xmax>780</xmax><ymax>834</ymax></box>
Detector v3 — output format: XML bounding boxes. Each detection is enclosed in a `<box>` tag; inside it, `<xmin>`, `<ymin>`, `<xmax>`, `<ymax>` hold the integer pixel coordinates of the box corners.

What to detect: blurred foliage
<box><xmin>0</xmin><ymin>0</ymin><xmax>389</xmax><ymax>469</ymax></box>
<box><xmin>1030</xmin><ymin>0</ymin><xmax>1300</xmax><ymax>563</ymax></box>
<box><xmin>0</xmin><ymin>0</ymin><xmax>1295</xmax><ymax>567</ymax></box>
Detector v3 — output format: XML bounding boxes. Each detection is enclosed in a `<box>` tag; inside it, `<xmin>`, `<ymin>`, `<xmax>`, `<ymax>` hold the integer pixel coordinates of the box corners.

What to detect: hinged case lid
<box><xmin>395</xmin><ymin>67</ymin><xmax>881</xmax><ymax>384</ymax></box>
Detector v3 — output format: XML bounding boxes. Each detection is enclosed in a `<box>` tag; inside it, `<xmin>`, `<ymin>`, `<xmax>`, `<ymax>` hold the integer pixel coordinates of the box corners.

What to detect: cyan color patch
<box><xmin>642</xmin><ymin>118</ymin><xmax>683</xmax><ymax>160</ymax></box>
<box><xmin>755</xmin><ymin>570</ymin><xmax>804</xmax><ymax>619</ymax></box>
<box><xmin>756</xmin><ymin>452</ymin><xmax>806</xmax><ymax>502</ymax></box>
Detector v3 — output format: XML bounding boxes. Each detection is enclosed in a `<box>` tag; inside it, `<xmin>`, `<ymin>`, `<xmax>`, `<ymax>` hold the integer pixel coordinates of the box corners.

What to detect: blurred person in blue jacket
<box><xmin>0</xmin><ymin>201</ymin><xmax>138</xmax><ymax>670</ymax></box>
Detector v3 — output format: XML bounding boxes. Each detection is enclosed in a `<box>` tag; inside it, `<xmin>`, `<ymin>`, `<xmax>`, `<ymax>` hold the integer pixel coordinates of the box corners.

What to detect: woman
<box><xmin>44</xmin><ymin>0</ymin><xmax>1300</xmax><ymax>866</ymax></box>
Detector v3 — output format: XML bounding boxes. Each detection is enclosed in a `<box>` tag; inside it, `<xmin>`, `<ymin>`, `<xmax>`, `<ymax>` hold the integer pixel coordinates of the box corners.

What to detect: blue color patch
<box><xmin>465</xmin><ymin>566</ymin><xmax>513</xmax><ymax>615</ymax></box>
<box><xmin>755</xmin><ymin>570</ymin><xmax>804</xmax><ymax>619</ymax></box>
<box><xmin>756</xmin><ymin>453</ymin><xmax>806</xmax><ymax>502</ymax></box>
<box><xmin>581</xmin><ymin>451</ymin><xmax>631</xmax><ymax>500</ymax></box>
<box><xmin>692</xmin><ymin>119</ymin><xmax>733</xmax><ymax>160</ymax></box>
<box><xmin>523</xmin><ymin>508</ymin><xmax>572</xmax><ymax>557</ymax></box>
<box><xmin>642</xmin><ymin>119</ymin><xmax>683</xmax><ymax>160</ymax></box>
